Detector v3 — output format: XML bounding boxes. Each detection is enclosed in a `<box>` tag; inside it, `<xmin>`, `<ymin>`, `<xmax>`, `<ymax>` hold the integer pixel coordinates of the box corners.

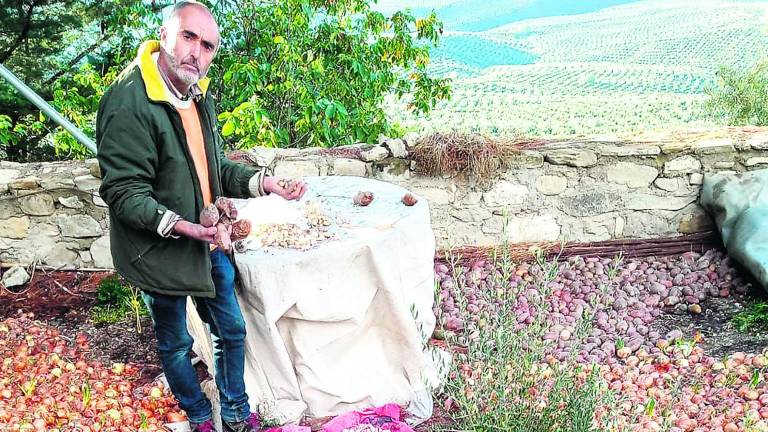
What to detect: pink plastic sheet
<box><xmin>321</xmin><ymin>404</ymin><xmax>414</xmax><ymax>432</ymax></box>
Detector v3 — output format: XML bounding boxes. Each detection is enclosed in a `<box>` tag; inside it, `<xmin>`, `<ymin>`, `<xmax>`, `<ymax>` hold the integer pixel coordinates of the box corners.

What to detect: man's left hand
<box><xmin>263</xmin><ymin>176</ymin><xmax>307</xmax><ymax>201</ymax></box>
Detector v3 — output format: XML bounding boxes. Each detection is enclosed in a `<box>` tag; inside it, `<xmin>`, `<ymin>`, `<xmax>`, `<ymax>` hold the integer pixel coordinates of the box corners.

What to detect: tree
<box><xmin>212</xmin><ymin>0</ymin><xmax>451</xmax><ymax>148</ymax></box>
<box><xmin>0</xmin><ymin>0</ymin><xmax>163</xmax><ymax>161</ymax></box>
<box><xmin>705</xmin><ymin>61</ymin><xmax>768</xmax><ymax>126</ymax></box>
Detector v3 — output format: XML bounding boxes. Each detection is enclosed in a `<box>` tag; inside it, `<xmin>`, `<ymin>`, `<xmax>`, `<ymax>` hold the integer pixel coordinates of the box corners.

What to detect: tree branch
<box><xmin>44</xmin><ymin>32</ymin><xmax>111</xmax><ymax>86</ymax></box>
<box><xmin>0</xmin><ymin>0</ymin><xmax>42</xmax><ymax>64</ymax></box>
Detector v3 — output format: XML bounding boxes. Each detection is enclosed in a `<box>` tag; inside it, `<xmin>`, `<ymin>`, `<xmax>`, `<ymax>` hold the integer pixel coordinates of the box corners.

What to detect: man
<box><xmin>96</xmin><ymin>2</ymin><xmax>306</xmax><ymax>431</ymax></box>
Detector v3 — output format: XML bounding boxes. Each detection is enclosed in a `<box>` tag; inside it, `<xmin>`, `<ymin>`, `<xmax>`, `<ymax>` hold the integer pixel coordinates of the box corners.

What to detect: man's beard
<box><xmin>166</xmin><ymin>51</ymin><xmax>205</xmax><ymax>87</ymax></box>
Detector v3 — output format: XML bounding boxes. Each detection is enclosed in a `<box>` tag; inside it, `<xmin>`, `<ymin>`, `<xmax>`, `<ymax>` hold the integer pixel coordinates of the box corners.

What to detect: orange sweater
<box><xmin>177</xmin><ymin>103</ymin><xmax>212</xmax><ymax>206</ymax></box>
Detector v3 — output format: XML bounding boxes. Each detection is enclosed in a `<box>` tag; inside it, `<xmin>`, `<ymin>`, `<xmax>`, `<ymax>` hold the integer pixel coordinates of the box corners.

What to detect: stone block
<box><xmin>9</xmin><ymin>177</ymin><xmax>40</xmax><ymax>191</ymax></box>
<box><xmin>0</xmin><ymin>217</ymin><xmax>30</xmax><ymax>239</ymax></box>
<box><xmin>664</xmin><ymin>155</ymin><xmax>701</xmax><ymax>176</ymax></box>
<box><xmin>693</xmin><ymin>138</ymin><xmax>735</xmax><ymax>155</ymax></box>
<box><xmin>58</xmin><ymin>196</ymin><xmax>84</xmax><ymax>209</ymax></box>
<box><xmin>507</xmin><ymin>150</ymin><xmax>544</xmax><ymax>168</ymax></box>
<box><xmin>2</xmin><ymin>265</ymin><xmax>30</xmax><ymax>288</ymax></box>
<box><xmin>74</xmin><ymin>175</ymin><xmax>101</xmax><ymax>192</ymax></box>
<box><xmin>745</xmin><ymin>157</ymin><xmax>768</xmax><ymax>167</ymax></box>
<box><xmin>535</xmin><ymin>175</ymin><xmax>568</xmax><ymax>195</ymax></box>
<box><xmin>248</xmin><ymin>147</ymin><xmax>278</xmax><ymax>167</ymax></box>
<box><xmin>625</xmin><ymin>194</ymin><xmax>697</xmax><ymax>211</ymax></box>
<box><xmin>273</xmin><ymin>160</ymin><xmax>321</xmax><ymax>178</ymax></box>
<box><xmin>20</xmin><ymin>193</ymin><xmax>55</xmax><ymax>216</ymax></box>
<box><xmin>56</xmin><ymin>214</ymin><xmax>103</xmax><ymax>238</ymax></box>
<box><xmin>598</xmin><ymin>144</ymin><xmax>661</xmax><ymax>157</ymax></box>
<box><xmin>606</xmin><ymin>162</ymin><xmax>658</xmax><ymax>188</ymax></box>
<box><xmin>90</xmin><ymin>235</ymin><xmax>114</xmax><ymax>269</ymax></box>
<box><xmin>544</xmin><ymin>148</ymin><xmax>598</xmax><ymax>167</ymax></box>
<box><xmin>482</xmin><ymin>180</ymin><xmax>528</xmax><ymax>207</ymax></box>
<box><xmin>332</xmin><ymin>158</ymin><xmax>367</xmax><ymax>177</ymax></box>
<box><xmin>505</xmin><ymin>214</ymin><xmax>561</xmax><ymax>243</ymax></box>
<box><xmin>383</xmin><ymin>138</ymin><xmax>407</xmax><ymax>158</ymax></box>
<box><xmin>360</xmin><ymin>146</ymin><xmax>389</xmax><ymax>162</ymax></box>
<box><xmin>660</xmin><ymin>142</ymin><xmax>690</xmax><ymax>154</ymax></box>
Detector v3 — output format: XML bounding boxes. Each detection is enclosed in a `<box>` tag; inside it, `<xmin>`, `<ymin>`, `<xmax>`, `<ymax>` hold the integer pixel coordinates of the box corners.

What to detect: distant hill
<box><xmin>382</xmin><ymin>0</ymin><xmax>768</xmax><ymax>138</ymax></box>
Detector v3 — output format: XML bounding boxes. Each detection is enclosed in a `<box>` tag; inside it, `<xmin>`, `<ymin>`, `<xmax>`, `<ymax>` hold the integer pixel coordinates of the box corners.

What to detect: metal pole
<box><xmin>0</xmin><ymin>63</ymin><xmax>97</xmax><ymax>155</ymax></box>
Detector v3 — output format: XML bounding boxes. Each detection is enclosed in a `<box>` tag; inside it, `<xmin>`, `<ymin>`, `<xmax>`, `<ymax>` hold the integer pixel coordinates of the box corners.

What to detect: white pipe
<box><xmin>0</xmin><ymin>63</ymin><xmax>97</xmax><ymax>155</ymax></box>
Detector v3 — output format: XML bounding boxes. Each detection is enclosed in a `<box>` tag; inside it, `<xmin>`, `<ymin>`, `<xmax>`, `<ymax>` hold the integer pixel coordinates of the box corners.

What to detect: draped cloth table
<box><xmin>185</xmin><ymin>176</ymin><xmax>442</xmax><ymax>427</ymax></box>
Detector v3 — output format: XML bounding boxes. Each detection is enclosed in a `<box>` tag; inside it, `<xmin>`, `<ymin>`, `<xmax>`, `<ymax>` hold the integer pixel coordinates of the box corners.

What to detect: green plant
<box><xmin>214</xmin><ymin>0</ymin><xmax>451</xmax><ymax>149</ymax></box>
<box><xmin>705</xmin><ymin>60</ymin><xmax>768</xmax><ymax>126</ymax></box>
<box><xmin>439</xmin><ymin>212</ymin><xmax>617</xmax><ymax>431</ymax></box>
<box><xmin>91</xmin><ymin>275</ymin><xmax>148</xmax><ymax>330</ymax></box>
<box><xmin>731</xmin><ymin>301</ymin><xmax>768</xmax><ymax>334</ymax></box>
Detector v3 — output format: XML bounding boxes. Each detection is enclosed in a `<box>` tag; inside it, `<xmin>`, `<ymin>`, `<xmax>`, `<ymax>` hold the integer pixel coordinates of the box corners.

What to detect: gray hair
<box><xmin>164</xmin><ymin>1</ymin><xmax>214</xmax><ymax>25</ymax></box>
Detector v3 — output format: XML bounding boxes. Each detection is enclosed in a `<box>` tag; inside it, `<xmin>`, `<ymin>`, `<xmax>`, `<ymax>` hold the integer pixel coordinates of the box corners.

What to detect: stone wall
<box><xmin>2</xmin><ymin>127</ymin><xmax>768</xmax><ymax>270</ymax></box>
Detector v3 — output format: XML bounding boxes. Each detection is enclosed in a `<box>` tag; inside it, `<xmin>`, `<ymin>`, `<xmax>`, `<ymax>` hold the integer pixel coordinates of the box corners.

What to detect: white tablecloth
<box><xmin>186</xmin><ymin>176</ymin><xmax>442</xmax><ymax>425</ymax></box>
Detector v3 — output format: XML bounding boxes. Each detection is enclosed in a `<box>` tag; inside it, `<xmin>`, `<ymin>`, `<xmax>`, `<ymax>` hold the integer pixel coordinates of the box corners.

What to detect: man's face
<box><xmin>159</xmin><ymin>6</ymin><xmax>219</xmax><ymax>88</ymax></box>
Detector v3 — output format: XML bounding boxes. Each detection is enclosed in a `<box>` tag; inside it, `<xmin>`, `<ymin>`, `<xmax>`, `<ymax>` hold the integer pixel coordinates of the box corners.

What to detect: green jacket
<box><xmin>96</xmin><ymin>41</ymin><xmax>261</xmax><ymax>298</ymax></box>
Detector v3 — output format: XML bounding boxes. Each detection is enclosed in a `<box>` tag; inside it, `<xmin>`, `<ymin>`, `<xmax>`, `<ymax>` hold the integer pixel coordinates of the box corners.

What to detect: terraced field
<box><xmin>384</xmin><ymin>0</ymin><xmax>768</xmax><ymax>138</ymax></box>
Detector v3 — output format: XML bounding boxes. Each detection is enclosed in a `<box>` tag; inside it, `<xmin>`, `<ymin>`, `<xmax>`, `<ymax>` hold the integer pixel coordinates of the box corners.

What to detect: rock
<box><xmin>273</xmin><ymin>160</ymin><xmax>320</xmax><ymax>178</ymax></box>
<box><xmin>92</xmin><ymin>192</ymin><xmax>108</xmax><ymax>207</ymax></box>
<box><xmin>561</xmin><ymin>190</ymin><xmax>622</xmax><ymax>217</ymax></box>
<box><xmin>693</xmin><ymin>138</ymin><xmax>735</xmax><ymax>155</ymax></box>
<box><xmin>654</xmin><ymin>177</ymin><xmax>680</xmax><ymax>192</ymax></box>
<box><xmin>664</xmin><ymin>296</ymin><xmax>680</xmax><ymax>306</ymax></box>
<box><xmin>598</xmin><ymin>144</ymin><xmax>661</xmax><ymax>156</ymax></box>
<box><xmin>614</xmin><ymin>216</ymin><xmax>625</xmax><ymax>237</ymax></box>
<box><xmin>665</xmin><ymin>329</ymin><xmax>683</xmax><ymax>342</ymax></box>
<box><xmin>90</xmin><ymin>236</ymin><xmax>114</xmax><ymax>269</ymax></box>
<box><xmin>745</xmin><ymin>157</ymin><xmax>768</xmax><ymax>167</ymax></box>
<box><xmin>664</xmin><ymin>155</ymin><xmax>701</xmax><ymax>176</ymax></box>
<box><xmin>383</xmin><ymin>138</ymin><xmax>407</xmax><ymax>158</ymax></box>
<box><xmin>713</xmin><ymin>161</ymin><xmax>735</xmax><ymax>170</ymax></box>
<box><xmin>412</xmin><ymin>187</ymin><xmax>453</xmax><ymax>206</ymax></box>
<box><xmin>86</xmin><ymin>159</ymin><xmax>102</xmax><ymax>178</ymax></box>
<box><xmin>0</xmin><ymin>169</ymin><xmax>20</xmax><ymax>194</ymax></box>
<box><xmin>40</xmin><ymin>173</ymin><xmax>75</xmax><ymax>190</ymax></box>
<box><xmin>504</xmin><ymin>214</ymin><xmax>560</xmax><ymax>243</ymax></box>
<box><xmin>606</xmin><ymin>162</ymin><xmax>658</xmax><ymax>188</ymax></box>
<box><xmin>747</xmin><ymin>132</ymin><xmax>768</xmax><ymax>150</ymax></box>
<box><xmin>42</xmin><ymin>243</ymin><xmax>79</xmax><ymax>267</ymax></box>
<box><xmin>450</xmin><ymin>207</ymin><xmax>492</xmax><ymax>222</ymax></box>
<box><xmin>74</xmin><ymin>175</ymin><xmax>101</xmax><ymax>192</ymax></box>
<box><xmin>507</xmin><ymin>150</ymin><xmax>544</xmax><ymax>168</ymax></box>
<box><xmin>535</xmin><ymin>175</ymin><xmax>568</xmax><ymax>196</ymax></box>
<box><xmin>0</xmin><ymin>217</ymin><xmax>30</xmax><ymax>239</ymax></box>
<box><xmin>482</xmin><ymin>180</ymin><xmax>528</xmax><ymax>207</ymax></box>
<box><xmin>689</xmin><ymin>173</ymin><xmax>704</xmax><ymax>185</ymax></box>
<box><xmin>19</xmin><ymin>193</ymin><xmax>55</xmax><ymax>216</ymax></box>
<box><xmin>625</xmin><ymin>194</ymin><xmax>696</xmax><ymax>211</ymax></box>
<box><xmin>544</xmin><ymin>148</ymin><xmax>598</xmax><ymax>167</ymax></box>
<box><xmin>360</xmin><ymin>146</ymin><xmax>389</xmax><ymax>162</ymax></box>
<box><xmin>2</xmin><ymin>265</ymin><xmax>29</xmax><ymax>288</ymax></box>
<box><xmin>332</xmin><ymin>158</ymin><xmax>367</xmax><ymax>177</ymax></box>
<box><xmin>56</xmin><ymin>214</ymin><xmax>103</xmax><ymax>238</ymax></box>
<box><xmin>688</xmin><ymin>304</ymin><xmax>702</xmax><ymax>314</ymax></box>
<box><xmin>660</xmin><ymin>142</ymin><xmax>690</xmax><ymax>154</ymax></box>
<box><xmin>247</xmin><ymin>147</ymin><xmax>278</xmax><ymax>167</ymax></box>
<box><xmin>678</xmin><ymin>213</ymin><xmax>714</xmax><ymax>234</ymax></box>
<box><xmin>72</xmin><ymin>168</ymin><xmax>90</xmax><ymax>177</ymax></box>
<box><xmin>58</xmin><ymin>196</ymin><xmax>84</xmax><ymax>209</ymax></box>
<box><xmin>9</xmin><ymin>177</ymin><xmax>40</xmax><ymax>190</ymax></box>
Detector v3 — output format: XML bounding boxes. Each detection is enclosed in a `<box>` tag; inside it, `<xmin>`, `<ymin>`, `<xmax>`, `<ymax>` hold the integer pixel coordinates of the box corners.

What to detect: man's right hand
<box><xmin>172</xmin><ymin>220</ymin><xmax>217</xmax><ymax>242</ymax></box>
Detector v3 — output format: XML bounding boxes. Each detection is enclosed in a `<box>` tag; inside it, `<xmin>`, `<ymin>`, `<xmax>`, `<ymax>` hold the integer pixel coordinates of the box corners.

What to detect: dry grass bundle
<box><xmin>410</xmin><ymin>132</ymin><xmax>543</xmax><ymax>182</ymax></box>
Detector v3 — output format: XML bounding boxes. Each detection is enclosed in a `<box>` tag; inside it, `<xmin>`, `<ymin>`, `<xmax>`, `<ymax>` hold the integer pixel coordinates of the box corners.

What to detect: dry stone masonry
<box><xmin>1</xmin><ymin>127</ymin><xmax>768</xmax><ymax>270</ymax></box>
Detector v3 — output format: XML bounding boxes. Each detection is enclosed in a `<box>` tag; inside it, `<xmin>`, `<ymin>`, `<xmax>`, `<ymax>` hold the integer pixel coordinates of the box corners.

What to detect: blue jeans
<box><xmin>142</xmin><ymin>249</ymin><xmax>250</xmax><ymax>424</ymax></box>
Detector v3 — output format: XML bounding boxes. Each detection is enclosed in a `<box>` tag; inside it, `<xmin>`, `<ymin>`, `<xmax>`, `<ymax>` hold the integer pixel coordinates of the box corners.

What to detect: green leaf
<box><xmin>221</xmin><ymin>121</ymin><xmax>236</xmax><ymax>137</ymax></box>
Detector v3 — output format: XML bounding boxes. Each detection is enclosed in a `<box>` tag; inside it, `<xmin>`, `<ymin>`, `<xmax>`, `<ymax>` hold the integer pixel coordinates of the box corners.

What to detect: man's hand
<box><xmin>172</xmin><ymin>220</ymin><xmax>217</xmax><ymax>242</ymax></box>
<box><xmin>263</xmin><ymin>176</ymin><xmax>307</xmax><ymax>201</ymax></box>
